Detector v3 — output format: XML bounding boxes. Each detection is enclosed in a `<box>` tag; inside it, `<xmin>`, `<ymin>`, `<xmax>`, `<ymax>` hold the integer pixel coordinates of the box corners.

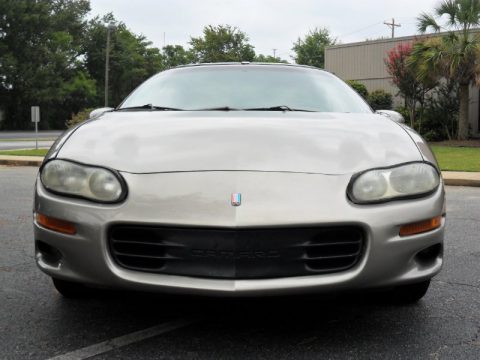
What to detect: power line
<box><xmin>339</xmin><ymin>22</ymin><xmax>383</xmax><ymax>38</ymax></box>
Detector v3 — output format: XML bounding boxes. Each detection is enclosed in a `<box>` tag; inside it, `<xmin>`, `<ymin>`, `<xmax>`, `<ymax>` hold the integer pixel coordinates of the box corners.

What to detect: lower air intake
<box><xmin>108</xmin><ymin>225</ymin><xmax>365</xmax><ymax>279</ymax></box>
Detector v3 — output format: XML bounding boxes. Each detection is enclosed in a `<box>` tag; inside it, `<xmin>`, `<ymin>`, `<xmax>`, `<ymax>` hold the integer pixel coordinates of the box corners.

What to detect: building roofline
<box><xmin>326</xmin><ymin>28</ymin><xmax>480</xmax><ymax>50</ymax></box>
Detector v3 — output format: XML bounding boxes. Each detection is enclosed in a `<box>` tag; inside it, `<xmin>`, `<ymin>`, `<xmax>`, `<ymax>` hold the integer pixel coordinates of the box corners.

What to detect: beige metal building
<box><xmin>325</xmin><ymin>34</ymin><xmax>480</xmax><ymax>136</ymax></box>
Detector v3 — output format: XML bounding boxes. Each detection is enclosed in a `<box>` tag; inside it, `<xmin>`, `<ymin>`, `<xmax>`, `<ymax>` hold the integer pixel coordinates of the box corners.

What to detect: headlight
<box><xmin>348</xmin><ymin>162</ymin><xmax>440</xmax><ymax>204</ymax></box>
<box><xmin>40</xmin><ymin>160</ymin><xmax>126</xmax><ymax>203</ymax></box>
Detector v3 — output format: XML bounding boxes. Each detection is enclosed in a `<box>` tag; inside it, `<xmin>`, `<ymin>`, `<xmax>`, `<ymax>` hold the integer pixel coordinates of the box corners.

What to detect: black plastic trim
<box><xmin>347</xmin><ymin>161</ymin><xmax>441</xmax><ymax>205</ymax></box>
<box><xmin>107</xmin><ymin>224</ymin><xmax>366</xmax><ymax>279</ymax></box>
<box><xmin>39</xmin><ymin>158</ymin><xmax>128</xmax><ymax>204</ymax></box>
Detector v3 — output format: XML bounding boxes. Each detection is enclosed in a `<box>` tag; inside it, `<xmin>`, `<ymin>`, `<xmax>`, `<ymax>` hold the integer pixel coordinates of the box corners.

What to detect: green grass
<box><xmin>0</xmin><ymin>149</ymin><xmax>49</xmax><ymax>156</ymax></box>
<box><xmin>431</xmin><ymin>146</ymin><xmax>480</xmax><ymax>172</ymax></box>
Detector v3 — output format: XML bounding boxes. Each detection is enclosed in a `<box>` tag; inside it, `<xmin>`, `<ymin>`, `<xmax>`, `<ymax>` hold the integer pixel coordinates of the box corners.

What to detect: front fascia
<box><xmin>34</xmin><ymin>170</ymin><xmax>445</xmax><ymax>295</ymax></box>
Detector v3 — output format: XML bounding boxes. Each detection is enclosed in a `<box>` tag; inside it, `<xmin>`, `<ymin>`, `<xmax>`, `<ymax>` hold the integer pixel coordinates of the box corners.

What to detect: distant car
<box><xmin>34</xmin><ymin>63</ymin><xmax>445</xmax><ymax>302</ymax></box>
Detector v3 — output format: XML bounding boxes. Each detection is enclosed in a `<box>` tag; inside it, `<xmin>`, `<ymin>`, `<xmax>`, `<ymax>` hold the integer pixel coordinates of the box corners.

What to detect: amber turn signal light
<box><xmin>399</xmin><ymin>216</ymin><xmax>442</xmax><ymax>237</ymax></box>
<box><xmin>36</xmin><ymin>213</ymin><xmax>77</xmax><ymax>235</ymax></box>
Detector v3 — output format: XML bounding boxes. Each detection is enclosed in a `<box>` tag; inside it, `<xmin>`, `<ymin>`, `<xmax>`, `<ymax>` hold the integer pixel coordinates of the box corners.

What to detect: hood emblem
<box><xmin>231</xmin><ymin>193</ymin><xmax>242</xmax><ymax>206</ymax></box>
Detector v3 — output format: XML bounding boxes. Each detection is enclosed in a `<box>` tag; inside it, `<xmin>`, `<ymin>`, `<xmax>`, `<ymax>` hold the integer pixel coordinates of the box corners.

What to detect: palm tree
<box><xmin>414</xmin><ymin>0</ymin><xmax>480</xmax><ymax>140</ymax></box>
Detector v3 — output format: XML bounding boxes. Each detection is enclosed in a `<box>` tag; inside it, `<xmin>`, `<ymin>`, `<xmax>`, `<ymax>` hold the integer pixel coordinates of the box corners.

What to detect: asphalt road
<box><xmin>1</xmin><ymin>166</ymin><xmax>479</xmax><ymax>360</ymax></box>
<box><xmin>0</xmin><ymin>131</ymin><xmax>62</xmax><ymax>150</ymax></box>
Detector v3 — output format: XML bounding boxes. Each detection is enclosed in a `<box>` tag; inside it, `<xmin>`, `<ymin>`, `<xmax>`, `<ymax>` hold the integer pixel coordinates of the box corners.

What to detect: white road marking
<box><xmin>46</xmin><ymin>318</ymin><xmax>195</xmax><ymax>360</ymax></box>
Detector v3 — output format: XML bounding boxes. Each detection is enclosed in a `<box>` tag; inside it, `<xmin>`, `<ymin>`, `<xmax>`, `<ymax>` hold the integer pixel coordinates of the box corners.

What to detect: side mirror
<box><xmin>89</xmin><ymin>107</ymin><xmax>114</xmax><ymax>119</ymax></box>
<box><xmin>375</xmin><ymin>110</ymin><xmax>405</xmax><ymax>124</ymax></box>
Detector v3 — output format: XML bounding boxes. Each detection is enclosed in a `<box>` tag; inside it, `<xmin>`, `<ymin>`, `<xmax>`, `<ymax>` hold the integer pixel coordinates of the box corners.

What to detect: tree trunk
<box><xmin>419</xmin><ymin>91</ymin><xmax>425</xmax><ymax>135</ymax></box>
<box><xmin>458</xmin><ymin>84</ymin><xmax>470</xmax><ymax>140</ymax></box>
<box><xmin>409</xmin><ymin>98</ymin><xmax>416</xmax><ymax>129</ymax></box>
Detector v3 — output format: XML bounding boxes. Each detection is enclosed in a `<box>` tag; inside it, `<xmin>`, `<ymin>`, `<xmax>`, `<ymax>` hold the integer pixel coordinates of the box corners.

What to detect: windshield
<box><xmin>119</xmin><ymin>65</ymin><xmax>372</xmax><ymax>113</ymax></box>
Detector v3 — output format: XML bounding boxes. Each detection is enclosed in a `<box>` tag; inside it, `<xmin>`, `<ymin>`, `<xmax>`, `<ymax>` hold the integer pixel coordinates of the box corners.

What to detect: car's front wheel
<box><xmin>386</xmin><ymin>280</ymin><xmax>431</xmax><ymax>304</ymax></box>
<box><xmin>52</xmin><ymin>278</ymin><xmax>90</xmax><ymax>298</ymax></box>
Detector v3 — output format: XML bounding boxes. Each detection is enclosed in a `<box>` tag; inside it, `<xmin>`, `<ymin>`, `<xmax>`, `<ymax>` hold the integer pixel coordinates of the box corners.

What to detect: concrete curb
<box><xmin>0</xmin><ymin>156</ymin><xmax>44</xmax><ymax>167</ymax></box>
<box><xmin>1</xmin><ymin>156</ymin><xmax>480</xmax><ymax>187</ymax></box>
<box><xmin>442</xmin><ymin>171</ymin><xmax>480</xmax><ymax>187</ymax></box>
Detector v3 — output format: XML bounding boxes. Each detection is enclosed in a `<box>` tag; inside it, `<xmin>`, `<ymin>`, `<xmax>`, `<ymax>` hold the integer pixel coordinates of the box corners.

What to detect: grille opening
<box><xmin>108</xmin><ymin>225</ymin><xmax>365</xmax><ymax>278</ymax></box>
<box><xmin>112</xmin><ymin>242</ymin><xmax>166</xmax><ymax>257</ymax></box>
<box><xmin>415</xmin><ymin>243</ymin><xmax>442</xmax><ymax>266</ymax></box>
<box><xmin>310</xmin><ymin>229</ymin><xmax>363</xmax><ymax>244</ymax></box>
<box><xmin>306</xmin><ymin>243</ymin><xmax>361</xmax><ymax>258</ymax></box>
<box><xmin>110</xmin><ymin>227</ymin><xmax>160</xmax><ymax>243</ymax></box>
<box><xmin>306</xmin><ymin>257</ymin><xmax>357</xmax><ymax>271</ymax></box>
<box><xmin>116</xmin><ymin>255</ymin><xmax>165</xmax><ymax>270</ymax></box>
<box><xmin>36</xmin><ymin>240</ymin><xmax>62</xmax><ymax>265</ymax></box>
<box><xmin>109</xmin><ymin>226</ymin><xmax>169</xmax><ymax>270</ymax></box>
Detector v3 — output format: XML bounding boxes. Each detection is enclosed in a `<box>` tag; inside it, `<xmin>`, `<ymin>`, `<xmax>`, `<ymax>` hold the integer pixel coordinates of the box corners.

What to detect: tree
<box><xmin>413</xmin><ymin>0</ymin><xmax>480</xmax><ymax>139</ymax></box>
<box><xmin>346</xmin><ymin>80</ymin><xmax>368</xmax><ymax>99</ymax></box>
<box><xmin>0</xmin><ymin>0</ymin><xmax>95</xmax><ymax>129</ymax></box>
<box><xmin>189</xmin><ymin>25</ymin><xmax>255</xmax><ymax>63</ymax></box>
<box><xmin>421</xmin><ymin>80</ymin><xmax>459</xmax><ymax>140</ymax></box>
<box><xmin>292</xmin><ymin>28</ymin><xmax>336</xmax><ymax>68</ymax></box>
<box><xmin>367</xmin><ymin>90</ymin><xmax>393</xmax><ymax>110</ymax></box>
<box><xmin>161</xmin><ymin>45</ymin><xmax>194</xmax><ymax>68</ymax></box>
<box><xmin>385</xmin><ymin>42</ymin><xmax>437</xmax><ymax>128</ymax></box>
<box><xmin>254</xmin><ymin>54</ymin><xmax>288</xmax><ymax>63</ymax></box>
<box><xmin>82</xmin><ymin>15</ymin><xmax>165</xmax><ymax>107</ymax></box>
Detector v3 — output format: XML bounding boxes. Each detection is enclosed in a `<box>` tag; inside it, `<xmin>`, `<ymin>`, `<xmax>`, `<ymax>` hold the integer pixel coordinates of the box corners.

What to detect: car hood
<box><xmin>57</xmin><ymin>111</ymin><xmax>422</xmax><ymax>175</ymax></box>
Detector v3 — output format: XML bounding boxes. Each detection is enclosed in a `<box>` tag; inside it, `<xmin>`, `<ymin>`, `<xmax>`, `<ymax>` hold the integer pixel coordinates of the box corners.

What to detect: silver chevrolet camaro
<box><xmin>34</xmin><ymin>63</ymin><xmax>445</xmax><ymax>302</ymax></box>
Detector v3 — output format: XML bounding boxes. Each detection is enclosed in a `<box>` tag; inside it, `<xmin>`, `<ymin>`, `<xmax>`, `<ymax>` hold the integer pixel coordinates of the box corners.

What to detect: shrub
<box><xmin>417</xmin><ymin>82</ymin><xmax>459</xmax><ymax>141</ymax></box>
<box><xmin>346</xmin><ymin>80</ymin><xmax>368</xmax><ymax>99</ymax></box>
<box><xmin>394</xmin><ymin>106</ymin><xmax>411</xmax><ymax>121</ymax></box>
<box><xmin>368</xmin><ymin>90</ymin><xmax>393</xmax><ymax>110</ymax></box>
<box><xmin>66</xmin><ymin>108</ymin><xmax>93</xmax><ymax>128</ymax></box>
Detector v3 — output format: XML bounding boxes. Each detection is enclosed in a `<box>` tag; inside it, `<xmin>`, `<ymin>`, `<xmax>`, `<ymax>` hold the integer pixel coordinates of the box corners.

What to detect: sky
<box><xmin>89</xmin><ymin>0</ymin><xmax>439</xmax><ymax>60</ymax></box>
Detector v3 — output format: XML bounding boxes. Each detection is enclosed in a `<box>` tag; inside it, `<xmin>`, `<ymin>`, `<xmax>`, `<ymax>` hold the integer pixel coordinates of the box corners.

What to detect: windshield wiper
<box><xmin>116</xmin><ymin>104</ymin><xmax>316</xmax><ymax>112</ymax></box>
<box><xmin>115</xmin><ymin>104</ymin><xmax>184</xmax><ymax>111</ymax></box>
<box><xmin>242</xmin><ymin>105</ymin><xmax>315</xmax><ymax>112</ymax></box>
<box><xmin>191</xmin><ymin>105</ymin><xmax>316</xmax><ymax>112</ymax></box>
<box><xmin>192</xmin><ymin>106</ymin><xmax>240</xmax><ymax>111</ymax></box>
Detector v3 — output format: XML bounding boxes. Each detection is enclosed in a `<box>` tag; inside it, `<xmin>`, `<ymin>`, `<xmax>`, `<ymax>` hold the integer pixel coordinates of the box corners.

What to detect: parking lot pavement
<box><xmin>1</xmin><ymin>166</ymin><xmax>479</xmax><ymax>359</ymax></box>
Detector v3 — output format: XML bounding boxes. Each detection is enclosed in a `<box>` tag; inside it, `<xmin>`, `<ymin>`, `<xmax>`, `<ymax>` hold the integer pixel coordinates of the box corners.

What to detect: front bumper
<box><xmin>34</xmin><ymin>171</ymin><xmax>445</xmax><ymax>296</ymax></box>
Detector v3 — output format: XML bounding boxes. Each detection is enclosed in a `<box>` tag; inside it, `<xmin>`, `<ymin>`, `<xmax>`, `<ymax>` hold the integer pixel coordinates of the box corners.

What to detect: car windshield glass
<box><xmin>118</xmin><ymin>65</ymin><xmax>372</xmax><ymax>113</ymax></box>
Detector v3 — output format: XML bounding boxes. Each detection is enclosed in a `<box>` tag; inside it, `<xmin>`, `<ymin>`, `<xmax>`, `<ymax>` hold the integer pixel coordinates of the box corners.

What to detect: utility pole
<box><xmin>104</xmin><ymin>23</ymin><xmax>115</xmax><ymax>107</ymax></box>
<box><xmin>273</xmin><ymin>48</ymin><xmax>277</xmax><ymax>58</ymax></box>
<box><xmin>384</xmin><ymin>18</ymin><xmax>401</xmax><ymax>38</ymax></box>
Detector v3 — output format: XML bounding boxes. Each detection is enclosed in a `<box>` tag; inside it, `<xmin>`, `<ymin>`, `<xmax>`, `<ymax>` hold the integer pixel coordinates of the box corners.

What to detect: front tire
<box><xmin>386</xmin><ymin>280</ymin><xmax>431</xmax><ymax>304</ymax></box>
<box><xmin>52</xmin><ymin>278</ymin><xmax>90</xmax><ymax>298</ymax></box>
